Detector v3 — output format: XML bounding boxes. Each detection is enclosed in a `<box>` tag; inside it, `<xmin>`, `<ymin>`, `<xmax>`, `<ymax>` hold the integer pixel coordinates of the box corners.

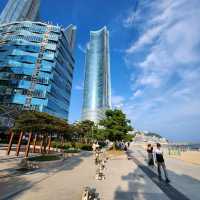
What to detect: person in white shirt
<box><xmin>154</xmin><ymin>143</ymin><xmax>170</xmax><ymax>183</ymax></box>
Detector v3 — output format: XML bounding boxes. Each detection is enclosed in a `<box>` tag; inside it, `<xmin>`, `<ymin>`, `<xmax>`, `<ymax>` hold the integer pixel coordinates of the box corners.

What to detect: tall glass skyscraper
<box><xmin>0</xmin><ymin>21</ymin><xmax>76</xmax><ymax>120</ymax></box>
<box><xmin>0</xmin><ymin>0</ymin><xmax>40</xmax><ymax>24</ymax></box>
<box><xmin>82</xmin><ymin>27</ymin><xmax>111</xmax><ymax>122</ymax></box>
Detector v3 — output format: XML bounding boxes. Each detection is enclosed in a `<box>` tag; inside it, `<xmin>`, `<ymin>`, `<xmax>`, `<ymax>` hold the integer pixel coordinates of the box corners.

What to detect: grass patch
<box><xmin>64</xmin><ymin>148</ymin><xmax>80</xmax><ymax>153</ymax></box>
<box><xmin>28</xmin><ymin>155</ymin><xmax>61</xmax><ymax>162</ymax></box>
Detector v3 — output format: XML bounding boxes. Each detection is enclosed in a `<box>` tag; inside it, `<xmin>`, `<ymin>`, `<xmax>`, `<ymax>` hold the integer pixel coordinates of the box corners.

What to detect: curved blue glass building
<box><xmin>82</xmin><ymin>27</ymin><xmax>111</xmax><ymax>122</ymax></box>
<box><xmin>0</xmin><ymin>21</ymin><xmax>76</xmax><ymax>120</ymax></box>
<box><xmin>0</xmin><ymin>0</ymin><xmax>40</xmax><ymax>24</ymax></box>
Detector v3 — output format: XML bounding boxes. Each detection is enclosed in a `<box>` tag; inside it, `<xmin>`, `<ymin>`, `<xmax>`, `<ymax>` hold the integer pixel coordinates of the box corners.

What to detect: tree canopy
<box><xmin>11</xmin><ymin>109</ymin><xmax>134</xmax><ymax>143</ymax></box>
<box><xmin>99</xmin><ymin>109</ymin><xmax>133</xmax><ymax>141</ymax></box>
<box><xmin>13</xmin><ymin>111</ymin><xmax>70</xmax><ymax>134</ymax></box>
<box><xmin>73</xmin><ymin>120</ymin><xmax>94</xmax><ymax>142</ymax></box>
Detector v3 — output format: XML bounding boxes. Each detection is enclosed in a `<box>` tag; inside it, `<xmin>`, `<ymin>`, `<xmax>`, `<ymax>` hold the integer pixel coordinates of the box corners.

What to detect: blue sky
<box><xmin>1</xmin><ymin>0</ymin><xmax>200</xmax><ymax>142</ymax></box>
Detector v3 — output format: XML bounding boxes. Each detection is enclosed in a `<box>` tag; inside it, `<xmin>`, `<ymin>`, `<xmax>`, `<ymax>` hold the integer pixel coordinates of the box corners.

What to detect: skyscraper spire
<box><xmin>0</xmin><ymin>0</ymin><xmax>40</xmax><ymax>24</ymax></box>
<box><xmin>82</xmin><ymin>27</ymin><xmax>112</xmax><ymax>122</ymax></box>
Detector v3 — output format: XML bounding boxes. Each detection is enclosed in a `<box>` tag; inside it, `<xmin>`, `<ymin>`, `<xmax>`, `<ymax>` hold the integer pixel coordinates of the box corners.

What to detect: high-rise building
<box><xmin>82</xmin><ymin>27</ymin><xmax>111</xmax><ymax>122</ymax></box>
<box><xmin>0</xmin><ymin>0</ymin><xmax>40</xmax><ymax>24</ymax></box>
<box><xmin>0</xmin><ymin>21</ymin><xmax>76</xmax><ymax>120</ymax></box>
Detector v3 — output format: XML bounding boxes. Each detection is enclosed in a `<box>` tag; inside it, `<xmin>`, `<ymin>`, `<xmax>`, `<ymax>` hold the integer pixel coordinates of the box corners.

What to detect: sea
<box><xmin>168</xmin><ymin>143</ymin><xmax>200</xmax><ymax>150</ymax></box>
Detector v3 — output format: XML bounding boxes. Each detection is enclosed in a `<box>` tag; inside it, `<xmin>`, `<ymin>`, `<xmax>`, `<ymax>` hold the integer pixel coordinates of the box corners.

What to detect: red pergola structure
<box><xmin>7</xmin><ymin>130</ymin><xmax>14</xmax><ymax>155</ymax></box>
<box><xmin>16</xmin><ymin>131</ymin><xmax>23</xmax><ymax>156</ymax></box>
<box><xmin>7</xmin><ymin>131</ymin><xmax>53</xmax><ymax>158</ymax></box>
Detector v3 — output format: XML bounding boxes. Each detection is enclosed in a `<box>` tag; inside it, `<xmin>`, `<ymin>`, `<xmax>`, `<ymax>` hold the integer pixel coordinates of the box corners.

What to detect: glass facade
<box><xmin>82</xmin><ymin>27</ymin><xmax>111</xmax><ymax>122</ymax></box>
<box><xmin>0</xmin><ymin>21</ymin><xmax>76</xmax><ymax>120</ymax></box>
<box><xmin>0</xmin><ymin>0</ymin><xmax>40</xmax><ymax>24</ymax></box>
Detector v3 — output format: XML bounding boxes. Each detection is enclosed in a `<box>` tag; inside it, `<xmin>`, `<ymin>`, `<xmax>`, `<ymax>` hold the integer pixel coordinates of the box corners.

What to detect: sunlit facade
<box><xmin>0</xmin><ymin>0</ymin><xmax>40</xmax><ymax>24</ymax></box>
<box><xmin>82</xmin><ymin>27</ymin><xmax>111</xmax><ymax>122</ymax></box>
<box><xmin>0</xmin><ymin>21</ymin><xmax>76</xmax><ymax>120</ymax></box>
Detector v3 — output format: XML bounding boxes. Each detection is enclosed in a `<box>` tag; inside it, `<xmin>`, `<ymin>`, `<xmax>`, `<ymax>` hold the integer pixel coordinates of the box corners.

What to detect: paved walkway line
<box><xmin>127</xmin><ymin>150</ymin><xmax>191</xmax><ymax>200</ymax></box>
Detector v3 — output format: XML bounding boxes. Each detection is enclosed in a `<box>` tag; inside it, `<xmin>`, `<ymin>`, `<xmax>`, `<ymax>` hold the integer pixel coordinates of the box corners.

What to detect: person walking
<box><xmin>147</xmin><ymin>144</ymin><xmax>154</xmax><ymax>166</ymax></box>
<box><xmin>154</xmin><ymin>143</ymin><xmax>170</xmax><ymax>183</ymax></box>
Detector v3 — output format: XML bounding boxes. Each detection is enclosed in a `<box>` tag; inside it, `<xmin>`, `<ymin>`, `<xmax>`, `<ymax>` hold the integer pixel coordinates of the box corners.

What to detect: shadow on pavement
<box><xmin>114</xmin><ymin>151</ymin><xmax>200</xmax><ymax>200</ymax></box>
<box><xmin>0</xmin><ymin>151</ymin><xmax>92</xmax><ymax>200</ymax></box>
<box><xmin>0</xmin><ymin>176</ymin><xmax>30</xmax><ymax>200</ymax></box>
<box><xmin>114</xmin><ymin>167</ymin><xmax>170</xmax><ymax>200</ymax></box>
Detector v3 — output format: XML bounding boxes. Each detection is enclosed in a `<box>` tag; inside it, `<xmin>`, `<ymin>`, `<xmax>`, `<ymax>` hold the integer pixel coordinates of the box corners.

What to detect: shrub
<box><xmin>51</xmin><ymin>141</ymin><xmax>72</xmax><ymax>149</ymax></box>
<box><xmin>52</xmin><ymin>141</ymin><xmax>92</xmax><ymax>151</ymax></box>
<box><xmin>80</xmin><ymin>144</ymin><xmax>93</xmax><ymax>151</ymax></box>
<box><xmin>63</xmin><ymin>144</ymin><xmax>71</xmax><ymax>150</ymax></box>
<box><xmin>28</xmin><ymin>155</ymin><xmax>61</xmax><ymax>162</ymax></box>
<box><xmin>0</xmin><ymin>138</ymin><xmax>8</xmax><ymax>144</ymax></box>
<box><xmin>64</xmin><ymin>148</ymin><xmax>80</xmax><ymax>153</ymax></box>
<box><xmin>51</xmin><ymin>141</ymin><xmax>59</xmax><ymax>148</ymax></box>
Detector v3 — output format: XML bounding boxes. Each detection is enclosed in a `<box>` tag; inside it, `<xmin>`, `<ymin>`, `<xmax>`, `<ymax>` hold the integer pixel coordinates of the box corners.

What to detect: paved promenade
<box><xmin>0</xmin><ymin>144</ymin><xmax>200</xmax><ymax>200</ymax></box>
<box><xmin>130</xmin><ymin>145</ymin><xmax>200</xmax><ymax>200</ymax></box>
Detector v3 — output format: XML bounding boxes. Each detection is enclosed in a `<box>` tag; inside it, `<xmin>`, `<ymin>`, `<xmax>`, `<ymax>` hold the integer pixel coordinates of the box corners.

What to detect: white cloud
<box><xmin>165</xmin><ymin>17</ymin><xmax>200</xmax><ymax>64</ymax></box>
<box><xmin>133</xmin><ymin>89</ymin><xmax>142</xmax><ymax>97</ymax></box>
<box><xmin>126</xmin><ymin>24</ymin><xmax>164</xmax><ymax>53</ymax></box>
<box><xmin>123</xmin><ymin>83</ymin><xmax>200</xmax><ymax>141</ymax></box>
<box><xmin>123</xmin><ymin>0</ymin><xmax>200</xmax><ymax>141</ymax></box>
<box><xmin>112</xmin><ymin>95</ymin><xmax>125</xmax><ymax>108</ymax></box>
<box><xmin>139</xmin><ymin>73</ymin><xmax>161</xmax><ymax>88</ymax></box>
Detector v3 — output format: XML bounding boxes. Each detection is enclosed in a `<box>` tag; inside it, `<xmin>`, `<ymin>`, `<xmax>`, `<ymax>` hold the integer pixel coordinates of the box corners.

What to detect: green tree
<box><xmin>73</xmin><ymin>120</ymin><xmax>94</xmax><ymax>143</ymax></box>
<box><xmin>13</xmin><ymin>111</ymin><xmax>71</xmax><ymax>153</ymax></box>
<box><xmin>99</xmin><ymin>109</ymin><xmax>133</xmax><ymax>141</ymax></box>
<box><xmin>92</xmin><ymin>126</ymin><xmax>106</xmax><ymax>141</ymax></box>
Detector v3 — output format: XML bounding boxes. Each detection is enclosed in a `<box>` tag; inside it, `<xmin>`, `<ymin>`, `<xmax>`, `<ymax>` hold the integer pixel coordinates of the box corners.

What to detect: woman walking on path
<box><xmin>147</xmin><ymin>144</ymin><xmax>154</xmax><ymax>166</ymax></box>
<box><xmin>154</xmin><ymin>143</ymin><xmax>170</xmax><ymax>183</ymax></box>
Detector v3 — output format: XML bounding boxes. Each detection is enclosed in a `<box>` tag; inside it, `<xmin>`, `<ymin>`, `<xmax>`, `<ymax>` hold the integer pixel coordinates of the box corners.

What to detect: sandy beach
<box><xmin>168</xmin><ymin>150</ymin><xmax>200</xmax><ymax>165</ymax></box>
<box><xmin>132</xmin><ymin>142</ymin><xmax>200</xmax><ymax>165</ymax></box>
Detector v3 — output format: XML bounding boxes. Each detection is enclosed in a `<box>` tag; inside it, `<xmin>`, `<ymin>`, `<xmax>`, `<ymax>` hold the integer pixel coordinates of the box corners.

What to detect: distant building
<box><xmin>0</xmin><ymin>0</ymin><xmax>40</xmax><ymax>24</ymax></box>
<box><xmin>0</xmin><ymin>21</ymin><xmax>76</xmax><ymax>120</ymax></box>
<box><xmin>134</xmin><ymin>132</ymin><xmax>168</xmax><ymax>144</ymax></box>
<box><xmin>82</xmin><ymin>27</ymin><xmax>111</xmax><ymax>122</ymax></box>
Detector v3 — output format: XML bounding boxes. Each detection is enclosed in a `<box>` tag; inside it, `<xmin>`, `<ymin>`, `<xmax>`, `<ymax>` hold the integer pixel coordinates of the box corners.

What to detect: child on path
<box><xmin>154</xmin><ymin>143</ymin><xmax>170</xmax><ymax>183</ymax></box>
